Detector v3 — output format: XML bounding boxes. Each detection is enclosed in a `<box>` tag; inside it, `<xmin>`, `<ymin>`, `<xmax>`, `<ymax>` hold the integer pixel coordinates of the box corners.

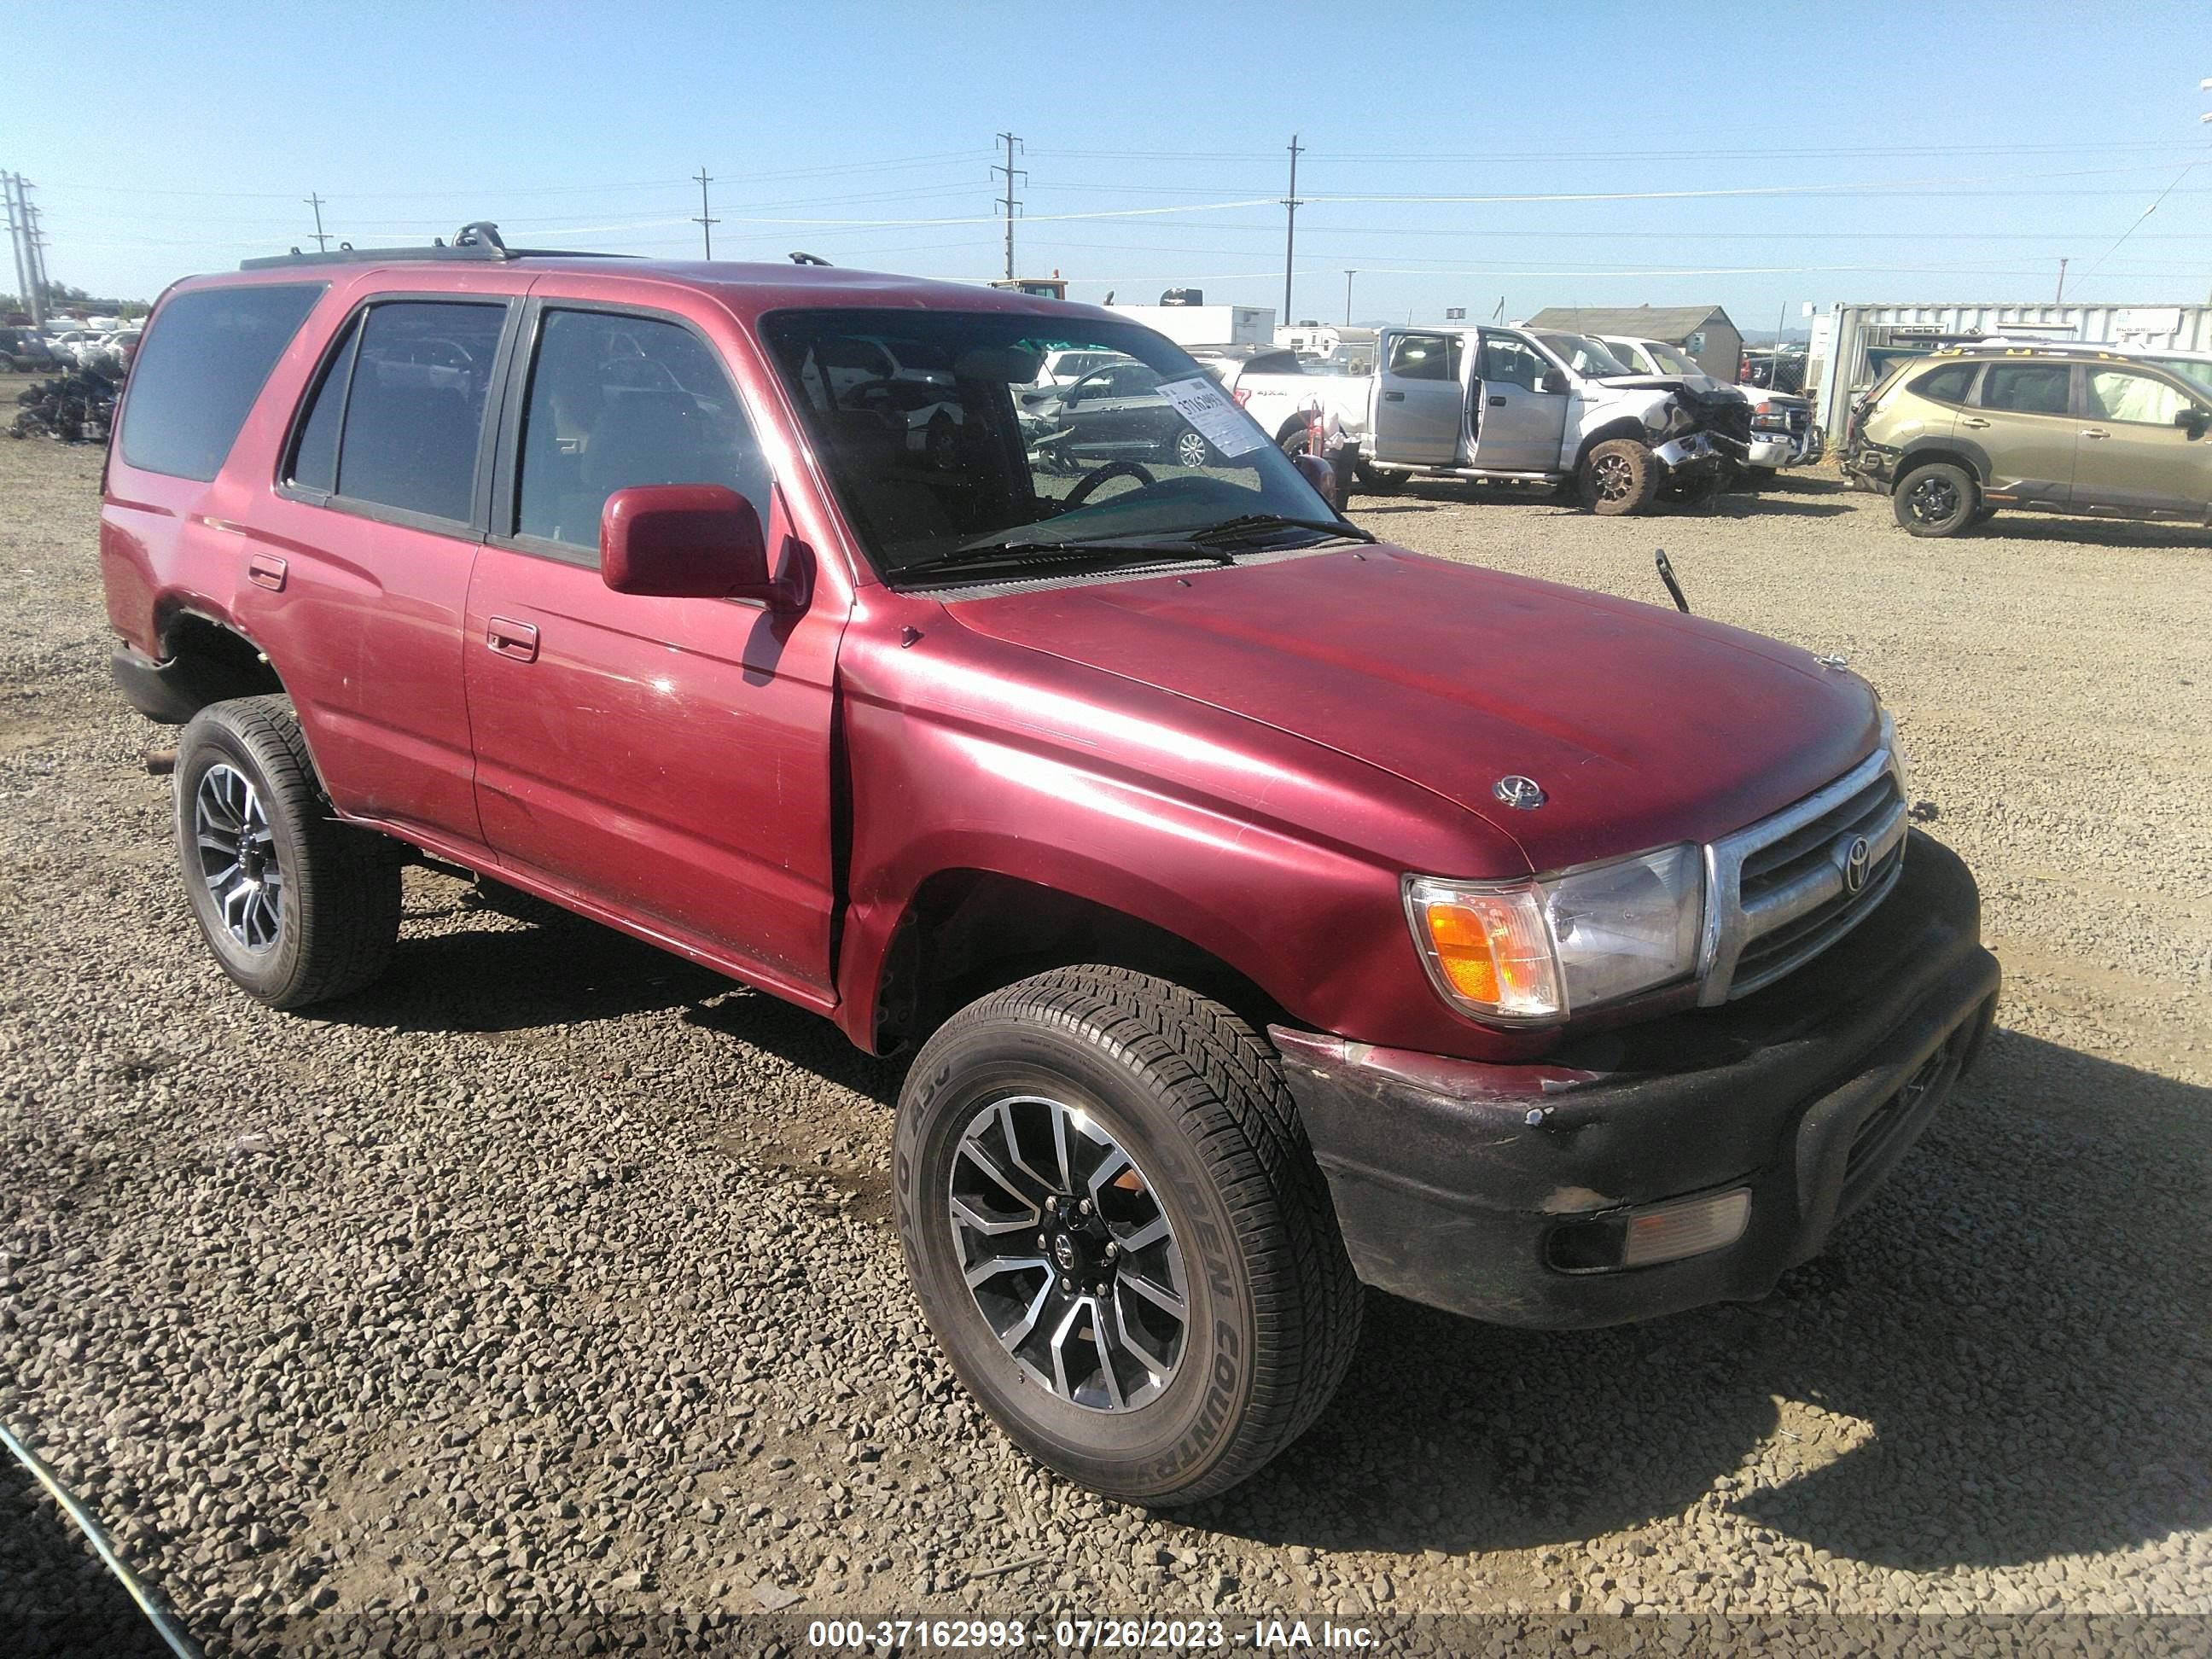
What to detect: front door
<box><xmin>1470</xmin><ymin>332</ymin><xmax>1570</xmax><ymax>471</ymax></box>
<box><xmin>2071</xmin><ymin>364</ymin><xmax>2212</xmax><ymax>516</ymax></box>
<box><xmin>1371</xmin><ymin>330</ymin><xmax>1465</xmax><ymax>465</ymax></box>
<box><xmin>462</xmin><ymin>294</ymin><xmax>847</xmax><ymax>1007</ymax></box>
<box><xmin>1964</xmin><ymin>361</ymin><xmax>2077</xmax><ymax>505</ymax></box>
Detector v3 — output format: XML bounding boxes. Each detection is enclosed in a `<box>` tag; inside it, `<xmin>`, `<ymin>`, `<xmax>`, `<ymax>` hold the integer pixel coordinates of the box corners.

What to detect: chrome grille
<box><xmin>1698</xmin><ymin>748</ymin><xmax>1908</xmax><ymax>1004</ymax></box>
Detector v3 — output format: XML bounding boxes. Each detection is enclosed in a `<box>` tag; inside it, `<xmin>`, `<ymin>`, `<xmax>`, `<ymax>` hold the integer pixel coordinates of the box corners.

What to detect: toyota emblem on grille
<box><xmin>1493</xmin><ymin>775</ymin><xmax>1547</xmax><ymax>810</ymax></box>
<box><xmin>1839</xmin><ymin>834</ymin><xmax>1872</xmax><ymax>894</ymax></box>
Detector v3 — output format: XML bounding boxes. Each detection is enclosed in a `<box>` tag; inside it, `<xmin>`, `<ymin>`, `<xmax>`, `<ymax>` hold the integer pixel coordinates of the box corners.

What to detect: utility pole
<box><xmin>1343</xmin><ymin>269</ymin><xmax>1357</xmax><ymax>326</ymax></box>
<box><xmin>692</xmin><ymin>167</ymin><xmax>719</xmax><ymax>260</ymax></box>
<box><xmin>9</xmin><ymin>175</ymin><xmax>49</xmax><ymax>326</ymax></box>
<box><xmin>1282</xmin><ymin>134</ymin><xmax>1304</xmax><ymax>323</ymax></box>
<box><xmin>3</xmin><ymin>175</ymin><xmax>31</xmax><ymax>322</ymax></box>
<box><xmin>2055</xmin><ymin>257</ymin><xmax>2069</xmax><ymax>303</ymax></box>
<box><xmin>992</xmin><ymin>132</ymin><xmax>1024</xmax><ymax>282</ymax></box>
<box><xmin>303</xmin><ymin>192</ymin><xmax>330</xmax><ymax>253</ymax></box>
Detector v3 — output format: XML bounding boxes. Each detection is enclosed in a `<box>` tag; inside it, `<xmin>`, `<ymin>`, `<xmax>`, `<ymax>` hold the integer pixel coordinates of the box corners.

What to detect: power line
<box><xmin>992</xmin><ymin>132</ymin><xmax>1024</xmax><ymax>281</ymax></box>
<box><xmin>2081</xmin><ymin>160</ymin><xmax>2200</xmax><ymax>277</ymax></box>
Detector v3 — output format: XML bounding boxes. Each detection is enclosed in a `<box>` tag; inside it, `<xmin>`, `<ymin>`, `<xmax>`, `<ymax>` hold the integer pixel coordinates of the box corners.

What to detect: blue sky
<box><xmin>11</xmin><ymin>0</ymin><xmax>2212</xmax><ymax>332</ymax></box>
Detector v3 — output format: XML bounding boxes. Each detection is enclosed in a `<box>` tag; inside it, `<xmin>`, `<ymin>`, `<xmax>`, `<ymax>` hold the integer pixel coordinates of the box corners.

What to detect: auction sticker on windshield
<box><xmin>1155</xmin><ymin>375</ymin><xmax>1266</xmax><ymax>457</ymax></box>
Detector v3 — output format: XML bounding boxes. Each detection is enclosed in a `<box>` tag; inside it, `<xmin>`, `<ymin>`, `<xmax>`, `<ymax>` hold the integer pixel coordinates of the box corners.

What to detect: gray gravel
<box><xmin>3</xmin><ymin>432</ymin><xmax>2208</xmax><ymax>1654</ymax></box>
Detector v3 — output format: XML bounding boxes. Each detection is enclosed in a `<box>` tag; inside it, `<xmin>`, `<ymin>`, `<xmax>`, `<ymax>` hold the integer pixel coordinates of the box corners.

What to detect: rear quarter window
<box><xmin>119</xmin><ymin>284</ymin><xmax>325</xmax><ymax>480</ymax></box>
<box><xmin>1909</xmin><ymin>363</ymin><xmax>1978</xmax><ymax>405</ymax></box>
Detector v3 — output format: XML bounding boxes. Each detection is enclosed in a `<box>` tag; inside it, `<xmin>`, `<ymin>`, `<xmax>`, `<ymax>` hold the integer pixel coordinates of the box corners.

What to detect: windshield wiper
<box><xmin>1184</xmin><ymin>513</ymin><xmax>1376</xmax><ymax>548</ymax></box>
<box><xmin>905</xmin><ymin>538</ymin><xmax>1236</xmax><ymax>581</ymax></box>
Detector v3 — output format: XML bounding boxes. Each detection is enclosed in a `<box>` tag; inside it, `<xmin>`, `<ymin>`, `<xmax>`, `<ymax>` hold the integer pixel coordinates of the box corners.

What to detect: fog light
<box><xmin>1545</xmin><ymin>1188</ymin><xmax>1752</xmax><ymax>1273</ymax></box>
<box><xmin>1621</xmin><ymin>1189</ymin><xmax>1751</xmax><ymax>1267</ymax></box>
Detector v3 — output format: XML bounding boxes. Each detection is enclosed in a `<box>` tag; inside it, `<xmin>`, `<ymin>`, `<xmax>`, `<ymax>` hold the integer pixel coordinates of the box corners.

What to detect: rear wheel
<box><xmin>894</xmin><ymin>967</ymin><xmax>1363</xmax><ymax>1505</ymax></box>
<box><xmin>1580</xmin><ymin>438</ymin><xmax>1660</xmax><ymax>515</ymax></box>
<box><xmin>1894</xmin><ymin>461</ymin><xmax>1978</xmax><ymax>538</ymax></box>
<box><xmin>1353</xmin><ymin>463</ymin><xmax>1405</xmax><ymax>494</ymax></box>
<box><xmin>174</xmin><ymin>696</ymin><xmax>401</xmax><ymax>1008</ymax></box>
<box><xmin>1173</xmin><ymin>429</ymin><xmax>1214</xmax><ymax>469</ymax></box>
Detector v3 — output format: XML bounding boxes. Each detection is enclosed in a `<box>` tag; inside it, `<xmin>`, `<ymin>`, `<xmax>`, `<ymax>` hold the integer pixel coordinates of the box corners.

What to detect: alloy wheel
<box><xmin>946</xmin><ymin>1093</ymin><xmax>1189</xmax><ymax>1412</ymax></box>
<box><xmin>1174</xmin><ymin>431</ymin><xmax>1210</xmax><ymax>469</ymax></box>
<box><xmin>1906</xmin><ymin>474</ymin><xmax>1959</xmax><ymax>525</ymax></box>
<box><xmin>194</xmin><ymin>762</ymin><xmax>283</xmax><ymax>952</ymax></box>
<box><xmin>1593</xmin><ymin>452</ymin><xmax>1633</xmax><ymax>502</ymax></box>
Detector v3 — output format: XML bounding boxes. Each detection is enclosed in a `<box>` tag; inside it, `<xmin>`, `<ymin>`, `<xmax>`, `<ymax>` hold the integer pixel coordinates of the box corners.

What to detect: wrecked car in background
<box><xmin>1225</xmin><ymin>323</ymin><xmax>1750</xmax><ymax>514</ymax></box>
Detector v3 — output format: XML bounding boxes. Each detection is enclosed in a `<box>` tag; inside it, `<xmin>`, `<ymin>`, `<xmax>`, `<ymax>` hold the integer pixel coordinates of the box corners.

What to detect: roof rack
<box><xmin>240</xmin><ymin>221</ymin><xmax>633</xmax><ymax>271</ymax></box>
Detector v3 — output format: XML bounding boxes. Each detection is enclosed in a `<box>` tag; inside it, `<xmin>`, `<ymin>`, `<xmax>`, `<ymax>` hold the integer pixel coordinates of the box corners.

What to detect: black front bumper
<box><xmin>1272</xmin><ymin>831</ymin><xmax>2000</xmax><ymax>1329</ymax></box>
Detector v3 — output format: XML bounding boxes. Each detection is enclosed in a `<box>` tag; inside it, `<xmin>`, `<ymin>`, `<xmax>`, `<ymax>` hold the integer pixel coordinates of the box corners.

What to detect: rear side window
<box><xmin>1910</xmin><ymin>363</ymin><xmax>1977</xmax><ymax>405</ymax></box>
<box><xmin>119</xmin><ymin>283</ymin><xmax>324</xmax><ymax>480</ymax></box>
<box><xmin>1978</xmin><ymin>363</ymin><xmax>2071</xmax><ymax>416</ymax></box>
<box><xmin>1388</xmin><ymin>333</ymin><xmax>1457</xmax><ymax>381</ymax></box>
<box><xmin>285</xmin><ymin>300</ymin><xmax>509</xmax><ymax>524</ymax></box>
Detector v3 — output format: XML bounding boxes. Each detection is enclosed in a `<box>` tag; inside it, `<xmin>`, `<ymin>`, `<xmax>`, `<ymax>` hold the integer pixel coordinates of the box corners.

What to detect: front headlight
<box><xmin>1406</xmin><ymin>845</ymin><xmax>1705</xmax><ymax>1023</ymax></box>
<box><xmin>1881</xmin><ymin>707</ymin><xmax>1912</xmax><ymax>800</ymax></box>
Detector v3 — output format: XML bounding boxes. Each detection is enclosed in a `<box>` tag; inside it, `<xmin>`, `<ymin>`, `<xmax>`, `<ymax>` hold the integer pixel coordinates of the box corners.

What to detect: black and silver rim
<box><xmin>1592</xmin><ymin>451</ymin><xmax>1635</xmax><ymax>502</ymax></box>
<box><xmin>1174</xmin><ymin>431</ymin><xmax>1209</xmax><ymax>469</ymax></box>
<box><xmin>1906</xmin><ymin>473</ymin><xmax>1960</xmax><ymax>525</ymax></box>
<box><xmin>947</xmin><ymin>1094</ymin><xmax>1188</xmax><ymax>1412</ymax></box>
<box><xmin>194</xmin><ymin>763</ymin><xmax>282</xmax><ymax>952</ymax></box>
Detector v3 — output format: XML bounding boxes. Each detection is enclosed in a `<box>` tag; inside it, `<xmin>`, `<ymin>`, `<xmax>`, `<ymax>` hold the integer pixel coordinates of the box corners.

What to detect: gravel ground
<box><xmin>2</xmin><ymin>424</ymin><xmax>2208</xmax><ymax>1655</ymax></box>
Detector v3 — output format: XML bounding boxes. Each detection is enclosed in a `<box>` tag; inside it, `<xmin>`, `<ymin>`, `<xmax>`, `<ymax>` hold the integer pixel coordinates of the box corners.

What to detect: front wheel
<box><xmin>1580</xmin><ymin>437</ymin><xmax>1661</xmax><ymax>515</ymax></box>
<box><xmin>174</xmin><ymin>696</ymin><xmax>402</xmax><ymax>1008</ymax></box>
<box><xmin>894</xmin><ymin>967</ymin><xmax>1363</xmax><ymax>1505</ymax></box>
<box><xmin>1173</xmin><ymin>429</ymin><xmax>1214</xmax><ymax>469</ymax></box>
<box><xmin>1893</xmin><ymin>461</ymin><xmax>1979</xmax><ymax>537</ymax></box>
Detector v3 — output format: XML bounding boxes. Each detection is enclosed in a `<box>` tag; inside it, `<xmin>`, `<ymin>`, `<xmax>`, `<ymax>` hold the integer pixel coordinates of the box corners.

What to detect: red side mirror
<box><xmin>601</xmin><ymin>485</ymin><xmax>795</xmax><ymax>606</ymax></box>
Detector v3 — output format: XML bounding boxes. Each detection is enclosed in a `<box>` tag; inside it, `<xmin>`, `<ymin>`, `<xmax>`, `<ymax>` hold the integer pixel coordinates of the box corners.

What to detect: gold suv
<box><xmin>1842</xmin><ymin>347</ymin><xmax>2212</xmax><ymax>537</ymax></box>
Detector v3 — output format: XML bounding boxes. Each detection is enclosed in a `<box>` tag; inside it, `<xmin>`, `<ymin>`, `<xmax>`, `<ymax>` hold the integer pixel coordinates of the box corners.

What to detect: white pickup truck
<box><xmin>1225</xmin><ymin>323</ymin><xmax>1749</xmax><ymax>514</ymax></box>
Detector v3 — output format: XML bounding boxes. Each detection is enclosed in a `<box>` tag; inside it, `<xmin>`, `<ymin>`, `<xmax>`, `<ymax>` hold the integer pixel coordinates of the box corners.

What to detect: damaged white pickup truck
<box><xmin>1232</xmin><ymin>323</ymin><xmax>1751</xmax><ymax>515</ymax></box>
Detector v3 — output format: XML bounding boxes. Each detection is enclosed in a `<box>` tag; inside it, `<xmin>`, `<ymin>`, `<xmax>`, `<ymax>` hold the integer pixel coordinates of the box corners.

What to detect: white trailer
<box><xmin>1105</xmin><ymin>303</ymin><xmax>1276</xmax><ymax>347</ymax></box>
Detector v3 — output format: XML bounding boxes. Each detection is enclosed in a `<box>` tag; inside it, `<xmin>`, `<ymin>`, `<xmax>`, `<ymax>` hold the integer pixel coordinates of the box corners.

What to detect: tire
<box><xmin>894</xmin><ymin>966</ymin><xmax>1362</xmax><ymax>1505</ymax></box>
<box><xmin>1580</xmin><ymin>437</ymin><xmax>1661</xmax><ymax>515</ymax></box>
<box><xmin>1893</xmin><ymin>461</ymin><xmax>1978</xmax><ymax>538</ymax></box>
<box><xmin>174</xmin><ymin>696</ymin><xmax>402</xmax><ymax>1009</ymax></box>
<box><xmin>1173</xmin><ymin>428</ymin><xmax>1214</xmax><ymax>469</ymax></box>
<box><xmin>1353</xmin><ymin>463</ymin><xmax>1405</xmax><ymax>494</ymax></box>
<box><xmin>1738</xmin><ymin>465</ymin><xmax>1779</xmax><ymax>492</ymax></box>
<box><xmin>1276</xmin><ymin>425</ymin><xmax>1311</xmax><ymax>458</ymax></box>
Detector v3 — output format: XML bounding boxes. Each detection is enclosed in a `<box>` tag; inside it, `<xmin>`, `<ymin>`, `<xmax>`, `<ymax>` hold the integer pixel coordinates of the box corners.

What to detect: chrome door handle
<box><xmin>486</xmin><ymin>617</ymin><xmax>539</xmax><ymax>662</ymax></box>
<box><xmin>1959</xmin><ymin>417</ymin><xmax>1990</xmax><ymax>429</ymax></box>
<box><xmin>2080</xmin><ymin>428</ymin><xmax>2109</xmax><ymax>439</ymax></box>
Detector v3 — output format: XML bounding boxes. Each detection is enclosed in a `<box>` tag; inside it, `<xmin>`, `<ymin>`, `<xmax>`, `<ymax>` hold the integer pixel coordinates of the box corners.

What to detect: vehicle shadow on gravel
<box><xmin>0</xmin><ymin>1459</ymin><xmax>173</xmax><ymax>1658</ymax></box>
<box><xmin>1965</xmin><ymin>518</ymin><xmax>2212</xmax><ymax>552</ymax></box>
<box><xmin>1193</xmin><ymin>1028</ymin><xmax>2212</xmax><ymax>1575</ymax></box>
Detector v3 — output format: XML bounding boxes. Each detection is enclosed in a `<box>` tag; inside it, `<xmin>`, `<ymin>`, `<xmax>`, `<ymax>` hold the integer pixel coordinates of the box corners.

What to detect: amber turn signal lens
<box><xmin>1406</xmin><ymin>880</ymin><xmax>1563</xmax><ymax>1020</ymax></box>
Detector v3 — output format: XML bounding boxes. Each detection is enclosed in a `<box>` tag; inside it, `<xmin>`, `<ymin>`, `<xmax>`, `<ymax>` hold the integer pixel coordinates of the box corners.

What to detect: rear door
<box><xmin>1470</xmin><ymin>331</ymin><xmax>1570</xmax><ymax>470</ymax></box>
<box><xmin>1371</xmin><ymin>330</ymin><xmax>1464</xmax><ymax>464</ymax></box>
<box><xmin>1964</xmin><ymin>361</ymin><xmax>2077</xmax><ymax>505</ymax></box>
<box><xmin>461</xmin><ymin>290</ymin><xmax>846</xmax><ymax>1007</ymax></box>
<box><xmin>2071</xmin><ymin>364</ymin><xmax>2212</xmax><ymax>515</ymax></box>
<box><xmin>254</xmin><ymin>286</ymin><xmax>524</xmax><ymax>850</ymax></box>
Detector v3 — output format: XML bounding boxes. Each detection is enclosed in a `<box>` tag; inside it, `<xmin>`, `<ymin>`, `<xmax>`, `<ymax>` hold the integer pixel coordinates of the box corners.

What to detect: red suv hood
<box><xmin>948</xmin><ymin>545</ymin><xmax>1878</xmax><ymax>872</ymax></box>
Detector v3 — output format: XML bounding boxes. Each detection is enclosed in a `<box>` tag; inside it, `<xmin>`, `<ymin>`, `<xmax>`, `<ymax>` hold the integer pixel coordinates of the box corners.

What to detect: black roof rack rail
<box><xmin>240</xmin><ymin>220</ymin><xmax>635</xmax><ymax>271</ymax></box>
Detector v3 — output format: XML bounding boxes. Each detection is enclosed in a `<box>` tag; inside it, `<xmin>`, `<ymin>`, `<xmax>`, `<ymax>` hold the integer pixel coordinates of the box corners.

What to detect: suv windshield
<box><xmin>1534</xmin><ymin>332</ymin><xmax>1632</xmax><ymax>378</ymax></box>
<box><xmin>763</xmin><ymin>309</ymin><xmax>1337</xmax><ymax>579</ymax></box>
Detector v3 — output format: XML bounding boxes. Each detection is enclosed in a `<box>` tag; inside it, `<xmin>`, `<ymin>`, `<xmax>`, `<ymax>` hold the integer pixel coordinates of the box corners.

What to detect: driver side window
<box><xmin>1481</xmin><ymin>335</ymin><xmax>1546</xmax><ymax>393</ymax></box>
<box><xmin>514</xmin><ymin>308</ymin><xmax>771</xmax><ymax>556</ymax></box>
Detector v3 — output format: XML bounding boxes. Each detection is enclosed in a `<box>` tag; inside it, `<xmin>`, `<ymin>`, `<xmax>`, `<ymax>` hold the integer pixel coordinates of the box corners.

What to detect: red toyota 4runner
<box><xmin>100</xmin><ymin>227</ymin><xmax>1999</xmax><ymax>1505</ymax></box>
